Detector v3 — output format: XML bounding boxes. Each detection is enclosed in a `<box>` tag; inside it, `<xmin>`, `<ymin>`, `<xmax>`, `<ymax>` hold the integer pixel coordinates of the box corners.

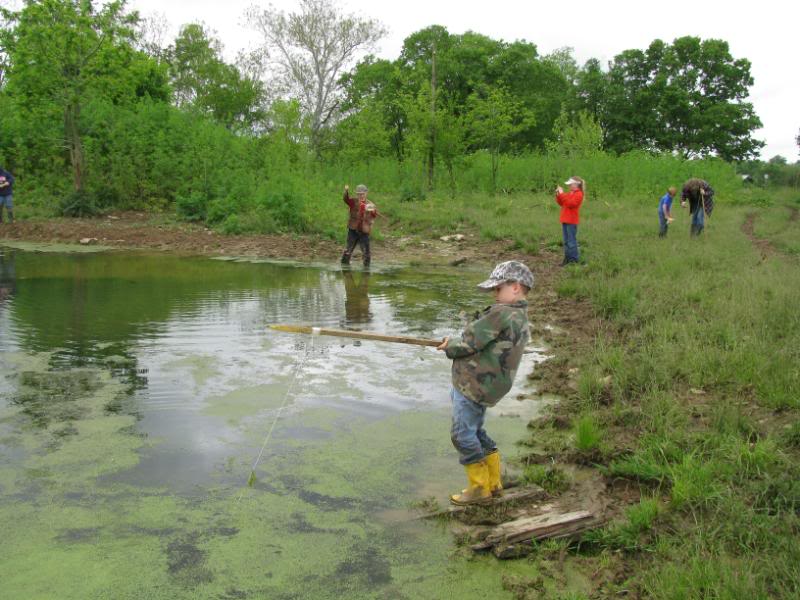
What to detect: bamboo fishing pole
<box><xmin>269</xmin><ymin>324</ymin><xmax>442</xmax><ymax>348</ymax></box>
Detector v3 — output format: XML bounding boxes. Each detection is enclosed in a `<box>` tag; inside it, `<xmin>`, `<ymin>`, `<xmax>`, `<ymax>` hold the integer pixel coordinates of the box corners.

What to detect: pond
<box><xmin>0</xmin><ymin>244</ymin><xmax>546</xmax><ymax>599</ymax></box>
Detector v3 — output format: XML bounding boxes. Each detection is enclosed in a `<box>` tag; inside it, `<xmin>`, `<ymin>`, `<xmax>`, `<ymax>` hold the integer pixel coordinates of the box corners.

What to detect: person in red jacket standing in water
<box><xmin>341</xmin><ymin>184</ymin><xmax>381</xmax><ymax>268</ymax></box>
<box><xmin>555</xmin><ymin>176</ymin><xmax>585</xmax><ymax>266</ymax></box>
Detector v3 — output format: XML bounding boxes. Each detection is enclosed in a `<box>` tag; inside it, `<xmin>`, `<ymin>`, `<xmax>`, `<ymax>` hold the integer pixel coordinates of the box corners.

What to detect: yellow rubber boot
<box><xmin>485</xmin><ymin>451</ymin><xmax>503</xmax><ymax>497</ymax></box>
<box><xmin>450</xmin><ymin>460</ymin><xmax>491</xmax><ymax>505</ymax></box>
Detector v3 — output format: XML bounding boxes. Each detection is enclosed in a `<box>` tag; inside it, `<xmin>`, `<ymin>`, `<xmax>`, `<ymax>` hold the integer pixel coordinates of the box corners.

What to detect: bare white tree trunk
<box><xmin>245</xmin><ymin>0</ymin><xmax>386</xmax><ymax>148</ymax></box>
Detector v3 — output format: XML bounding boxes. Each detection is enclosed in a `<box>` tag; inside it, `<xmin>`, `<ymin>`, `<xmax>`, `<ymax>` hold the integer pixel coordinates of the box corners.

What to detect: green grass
<box><xmin>512</xmin><ymin>190</ymin><xmax>800</xmax><ymax>597</ymax></box>
<box><xmin>751</xmin><ymin>190</ymin><xmax>800</xmax><ymax>255</ymax></box>
<box><xmin>573</xmin><ymin>414</ymin><xmax>603</xmax><ymax>453</ymax></box>
<box><xmin>521</xmin><ymin>464</ymin><xmax>570</xmax><ymax>494</ymax></box>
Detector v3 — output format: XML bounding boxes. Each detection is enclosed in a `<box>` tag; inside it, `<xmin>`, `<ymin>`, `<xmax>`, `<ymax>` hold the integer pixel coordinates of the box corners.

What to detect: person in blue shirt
<box><xmin>658</xmin><ymin>187</ymin><xmax>676</xmax><ymax>237</ymax></box>
<box><xmin>0</xmin><ymin>167</ymin><xmax>15</xmax><ymax>224</ymax></box>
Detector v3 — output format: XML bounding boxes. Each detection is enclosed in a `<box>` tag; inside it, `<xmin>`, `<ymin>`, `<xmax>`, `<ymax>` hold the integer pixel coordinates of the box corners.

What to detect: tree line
<box><xmin>0</xmin><ymin>0</ymin><xmax>782</xmax><ymax>226</ymax></box>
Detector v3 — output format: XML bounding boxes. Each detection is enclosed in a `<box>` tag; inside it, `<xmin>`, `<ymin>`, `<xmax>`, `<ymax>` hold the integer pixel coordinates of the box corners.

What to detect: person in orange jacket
<box><xmin>555</xmin><ymin>176</ymin><xmax>585</xmax><ymax>265</ymax></box>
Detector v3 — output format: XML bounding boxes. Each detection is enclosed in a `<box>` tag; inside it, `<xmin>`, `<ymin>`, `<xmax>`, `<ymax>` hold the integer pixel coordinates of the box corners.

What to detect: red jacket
<box><xmin>555</xmin><ymin>190</ymin><xmax>584</xmax><ymax>225</ymax></box>
<box><xmin>344</xmin><ymin>192</ymin><xmax>379</xmax><ymax>234</ymax></box>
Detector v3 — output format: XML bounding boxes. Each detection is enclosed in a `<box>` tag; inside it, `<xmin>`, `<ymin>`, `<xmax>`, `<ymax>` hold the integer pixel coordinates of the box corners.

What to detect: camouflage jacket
<box><xmin>445</xmin><ymin>300</ymin><xmax>530</xmax><ymax>407</ymax></box>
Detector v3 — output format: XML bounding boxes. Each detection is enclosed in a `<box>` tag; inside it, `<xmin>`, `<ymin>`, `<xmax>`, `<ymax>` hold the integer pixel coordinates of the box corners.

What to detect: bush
<box><xmin>175</xmin><ymin>191</ymin><xmax>207</xmax><ymax>222</ymax></box>
<box><xmin>59</xmin><ymin>189</ymin><xmax>99</xmax><ymax>217</ymax></box>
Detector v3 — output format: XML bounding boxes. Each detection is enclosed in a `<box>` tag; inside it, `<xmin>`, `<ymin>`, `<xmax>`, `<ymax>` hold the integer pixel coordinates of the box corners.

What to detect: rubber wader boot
<box><xmin>450</xmin><ymin>460</ymin><xmax>491</xmax><ymax>505</ymax></box>
<box><xmin>6</xmin><ymin>210</ymin><xmax>13</xmax><ymax>224</ymax></box>
<box><xmin>485</xmin><ymin>451</ymin><xmax>503</xmax><ymax>497</ymax></box>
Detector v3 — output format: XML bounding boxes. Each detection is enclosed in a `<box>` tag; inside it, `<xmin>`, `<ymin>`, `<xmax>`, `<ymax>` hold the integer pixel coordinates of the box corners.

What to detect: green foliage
<box><xmin>521</xmin><ymin>464</ymin><xmax>570</xmax><ymax>494</ymax></box>
<box><xmin>573</xmin><ymin>414</ymin><xmax>603</xmax><ymax>452</ymax></box>
<box><xmin>546</xmin><ymin>109</ymin><xmax>603</xmax><ymax>158</ymax></box>
<box><xmin>175</xmin><ymin>191</ymin><xmax>207</xmax><ymax>222</ymax></box>
<box><xmin>584</xmin><ymin>497</ymin><xmax>661</xmax><ymax>552</ymax></box>
<box><xmin>596</xmin><ymin>37</ymin><xmax>763</xmax><ymax>160</ymax></box>
<box><xmin>168</xmin><ymin>23</ymin><xmax>265</xmax><ymax>130</ymax></box>
<box><xmin>59</xmin><ymin>189</ymin><xmax>98</xmax><ymax>218</ymax></box>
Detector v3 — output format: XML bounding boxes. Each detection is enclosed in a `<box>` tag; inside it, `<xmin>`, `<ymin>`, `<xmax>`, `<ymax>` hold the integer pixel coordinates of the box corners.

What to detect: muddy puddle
<box><xmin>0</xmin><ymin>245</ymin><xmax>548</xmax><ymax>599</ymax></box>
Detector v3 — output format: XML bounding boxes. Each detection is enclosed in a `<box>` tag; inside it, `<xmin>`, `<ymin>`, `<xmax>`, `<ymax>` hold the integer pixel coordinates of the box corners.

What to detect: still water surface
<box><xmin>0</xmin><ymin>245</ymin><xmax>544</xmax><ymax>599</ymax></box>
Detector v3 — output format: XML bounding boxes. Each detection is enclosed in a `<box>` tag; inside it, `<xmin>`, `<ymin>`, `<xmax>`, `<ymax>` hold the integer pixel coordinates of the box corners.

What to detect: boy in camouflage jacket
<box><xmin>437</xmin><ymin>260</ymin><xmax>532</xmax><ymax>505</ymax></box>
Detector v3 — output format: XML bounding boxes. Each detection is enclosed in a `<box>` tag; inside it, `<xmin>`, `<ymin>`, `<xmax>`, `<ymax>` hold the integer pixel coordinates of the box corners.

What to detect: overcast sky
<box><xmin>130</xmin><ymin>0</ymin><xmax>798</xmax><ymax>160</ymax></box>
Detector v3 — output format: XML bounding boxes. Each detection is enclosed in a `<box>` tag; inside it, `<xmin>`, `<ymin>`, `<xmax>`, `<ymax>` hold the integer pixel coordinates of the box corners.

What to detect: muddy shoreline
<box><xmin>0</xmin><ymin>212</ymin><xmax>540</xmax><ymax>268</ymax></box>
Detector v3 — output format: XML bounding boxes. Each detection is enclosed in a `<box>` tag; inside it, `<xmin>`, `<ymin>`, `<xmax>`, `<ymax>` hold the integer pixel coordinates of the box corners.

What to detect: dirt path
<box><xmin>741</xmin><ymin>212</ymin><xmax>777</xmax><ymax>258</ymax></box>
<box><xmin>741</xmin><ymin>206</ymin><xmax>798</xmax><ymax>259</ymax></box>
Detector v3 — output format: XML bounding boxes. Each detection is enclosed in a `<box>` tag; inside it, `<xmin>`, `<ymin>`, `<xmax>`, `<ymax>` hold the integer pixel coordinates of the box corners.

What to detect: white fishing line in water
<box><xmin>236</xmin><ymin>331</ymin><xmax>317</xmax><ymax>503</ymax></box>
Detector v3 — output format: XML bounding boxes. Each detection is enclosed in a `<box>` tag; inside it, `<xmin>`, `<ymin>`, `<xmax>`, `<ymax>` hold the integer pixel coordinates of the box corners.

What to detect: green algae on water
<box><xmin>0</xmin><ymin>240</ymin><xmax>115</xmax><ymax>253</ymax></box>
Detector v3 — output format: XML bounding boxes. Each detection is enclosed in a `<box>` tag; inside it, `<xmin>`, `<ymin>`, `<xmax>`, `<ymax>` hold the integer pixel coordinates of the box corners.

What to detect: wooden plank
<box><xmin>471</xmin><ymin>510</ymin><xmax>595</xmax><ymax>551</ymax></box>
<box><xmin>269</xmin><ymin>324</ymin><xmax>441</xmax><ymax>348</ymax></box>
<box><xmin>417</xmin><ymin>485</ymin><xmax>546</xmax><ymax>520</ymax></box>
<box><xmin>492</xmin><ymin>520</ymin><xmax>599</xmax><ymax>558</ymax></box>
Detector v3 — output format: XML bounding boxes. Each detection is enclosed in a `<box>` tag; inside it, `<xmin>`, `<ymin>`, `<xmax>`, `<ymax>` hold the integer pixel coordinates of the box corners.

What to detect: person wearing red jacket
<box><xmin>341</xmin><ymin>184</ymin><xmax>381</xmax><ymax>267</ymax></box>
<box><xmin>555</xmin><ymin>176</ymin><xmax>585</xmax><ymax>265</ymax></box>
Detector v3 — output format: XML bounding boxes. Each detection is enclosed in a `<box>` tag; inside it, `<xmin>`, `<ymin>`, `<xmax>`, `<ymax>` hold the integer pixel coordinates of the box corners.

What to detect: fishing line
<box><xmin>235</xmin><ymin>330</ymin><xmax>316</xmax><ymax>504</ymax></box>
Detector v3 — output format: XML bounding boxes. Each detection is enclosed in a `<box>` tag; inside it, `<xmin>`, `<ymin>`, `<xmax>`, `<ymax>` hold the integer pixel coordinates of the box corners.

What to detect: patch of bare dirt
<box><xmin>0</xmin><ymin>212</ymin><xmax>539</xmax><ymax>268</ymax></box>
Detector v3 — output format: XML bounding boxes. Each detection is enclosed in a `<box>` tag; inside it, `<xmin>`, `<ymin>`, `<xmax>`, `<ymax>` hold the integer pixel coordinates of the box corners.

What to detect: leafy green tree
<box><xmin>546</xmin><ymin>109</ymin><xmax>603</xmax><ymax>158</ymax></box>
<box><xmin>344</xmin><ymin>25</ymin><xmax>570</xmax><ymax>169</ymax></box>
<box><xmin>573</xmin><ymin>58</ymin><xmax>607</xmax><ymax>121</ymax></box>
<box><xmin>334</xmin><ymin>100</ymin><xmax>392</xmax><ymax>167</ymax></box>
<box><xmin>402</xmin><ymin>85</ymin><xmax>466</xmax><ymax>193</ymax></box>
<box><xmin>465</xmin><ymin>86</ymin><xmax>533</xmax><ymax>192</ymax></box>
<box><xmin>168</xmin><ymin>23</ymin><xmax>264</xmax><ymax>131</ymax></box>
<box><xmin>339</xmin><ymin>56</ymin><xmax>408</xmax><ymax>161</ymax></box>
<box><xmin>603</xmin><ymin>37</ymin><xmax>763</xmax><ymax>160</ymax></box>
<box><xmin>246</xmin><ymin>0</ymin><xmax>386</xmax><ymax>149</ymax></box>
<box><xmin>0</xmin><ymin>0</ymin><xmax>164</xmax><ymax>194</ymax></box>
<box><xmin>543</xmin><ymin>47</ymin><xmax>579</xmax><ymax>85</ymax></box>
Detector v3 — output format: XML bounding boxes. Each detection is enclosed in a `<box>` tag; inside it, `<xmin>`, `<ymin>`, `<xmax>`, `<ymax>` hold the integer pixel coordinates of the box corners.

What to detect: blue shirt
<box><xmin>658</xmin><ymin>193</ymin><xmax>673</xmax><ymax>216</ymax></box>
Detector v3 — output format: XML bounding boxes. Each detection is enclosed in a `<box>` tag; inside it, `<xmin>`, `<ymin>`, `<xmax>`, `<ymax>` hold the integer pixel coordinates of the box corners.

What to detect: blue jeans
<box><xmin>0</xmin><ymin>194</ymin><xmax>12</xmax><ymax>209</ymax></box>
<box><xmin>450</xmin><ymin>387</ymin><xmax>496</xmax><ymax>465</ymax></box>
<box><xmin>691</xmin><ymin>204</ymin><xmax>704</xmax><ymax>236</ymax></box>
<box><xmin>562</xmin><ymin>223</ymin><xmax>579</xmax><ymax>263</ymax></box>
<box><xmin>658</xmin><ymin>211</ymin><xmax>668</xmax><ymax>237</ymax></box>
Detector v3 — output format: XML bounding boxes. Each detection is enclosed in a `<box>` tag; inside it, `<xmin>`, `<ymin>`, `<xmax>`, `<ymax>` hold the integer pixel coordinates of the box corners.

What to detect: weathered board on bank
<box><xmin>472</xmin><ymin>510</ymin><xmax>598</xmax><ymax>557</ymax></box>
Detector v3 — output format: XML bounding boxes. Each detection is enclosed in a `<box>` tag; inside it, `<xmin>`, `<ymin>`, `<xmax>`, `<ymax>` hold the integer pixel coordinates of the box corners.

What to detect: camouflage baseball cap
<box><xmin>356</xmin><ymin>184</ymin><xmax>368</xmax><ymax>193</ymax></box>
<box><xmin>477</xmin><ymin>260</ymin><xmax>534</xmax><ymax>290</ymax></box>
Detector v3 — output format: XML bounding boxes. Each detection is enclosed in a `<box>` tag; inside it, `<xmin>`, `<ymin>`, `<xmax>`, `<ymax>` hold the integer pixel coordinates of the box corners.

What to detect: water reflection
<box><xmin>0</xmin><ymin>247</ymin><xmax>16</xmax><ymax>304</ymax></box>
<box><xmin>341</xmin><ymin>267</ymin><xmax>371</xmax><ymax>325</ymax></box>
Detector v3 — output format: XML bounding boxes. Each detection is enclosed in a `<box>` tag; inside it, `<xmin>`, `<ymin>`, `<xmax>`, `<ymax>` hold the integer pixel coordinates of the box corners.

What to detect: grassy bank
<box><xmin>512</xmin><ymin>192</ymin><xmax>800</xmax><ymax>598</ymax></box>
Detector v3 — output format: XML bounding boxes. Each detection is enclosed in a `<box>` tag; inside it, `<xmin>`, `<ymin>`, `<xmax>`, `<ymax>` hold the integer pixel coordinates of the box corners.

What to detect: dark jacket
<box><xmin>681</xmin><ymin>178</ymin><xmax>714</xmax><ymax>215</ymax></box>
<box><xmin>0</xmin><ymin>169</ymin><xmax>14</xmax><ymax>196</ymax></box>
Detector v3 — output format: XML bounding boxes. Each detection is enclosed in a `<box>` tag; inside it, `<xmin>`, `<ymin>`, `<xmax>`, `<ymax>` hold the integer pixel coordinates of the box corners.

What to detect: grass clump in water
<box><xmin>521</xmin><ymin>464</ymin><xmax>570</xmax><ymax>494</ymax></box>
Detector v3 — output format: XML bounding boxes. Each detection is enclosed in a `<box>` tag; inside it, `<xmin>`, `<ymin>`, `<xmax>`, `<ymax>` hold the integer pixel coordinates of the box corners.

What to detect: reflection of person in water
<box><xmin>0</xmin><ymin>249</ymin><xmax>17</xmax><ymax>304</ymax></box>
<box><xmin>342</xmin><ymin>268</ymin><xmax>371</xmax><ymax>325</ymax></box>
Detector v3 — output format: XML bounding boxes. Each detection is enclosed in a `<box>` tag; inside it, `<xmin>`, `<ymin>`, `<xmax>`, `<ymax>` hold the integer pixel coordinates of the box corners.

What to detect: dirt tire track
<box><xmin>741</xmin><ymin>212</ymin><xmax>777</xmax><ymax>258</ymax></box>
<box><xmin>742</xmin><ymin>206</ymin><xmax>799</xmax><ymax>259</ymax></box>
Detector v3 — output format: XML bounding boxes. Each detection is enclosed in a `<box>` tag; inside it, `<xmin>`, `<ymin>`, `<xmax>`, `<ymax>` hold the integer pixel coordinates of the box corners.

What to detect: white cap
<box><xmin>565</xmin><ymin>177</ymin><xmax>581</xmax><ymax>185</ymax></box>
